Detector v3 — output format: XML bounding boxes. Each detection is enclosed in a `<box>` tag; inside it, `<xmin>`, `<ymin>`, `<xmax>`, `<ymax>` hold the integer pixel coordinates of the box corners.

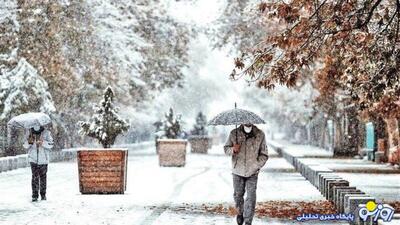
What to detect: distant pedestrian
<box><xmin>224</xmin><ymin>124</ymin><xmax>268</xmax><ymax>225</ymax></box>
<box><xmin>23</xmin><ymin>125</ymin><xmax>53</xmax><ymax>202</ymax></box>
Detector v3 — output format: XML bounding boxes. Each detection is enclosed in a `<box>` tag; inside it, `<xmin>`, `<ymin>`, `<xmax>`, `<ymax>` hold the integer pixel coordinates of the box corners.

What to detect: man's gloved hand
<box><xmin>28</xmin><ymin>137</ymin><xmax>34</xmax><ymax>145</ymax></box>
<box><xmin>233</xmin><ymin>144</ymin><xmax>240</xmax><ymax>154</ymax></box>
<box><xmin>36</xmin><ymin>139</ymin><xmax>43</xmax><ymax>146</ymax></box>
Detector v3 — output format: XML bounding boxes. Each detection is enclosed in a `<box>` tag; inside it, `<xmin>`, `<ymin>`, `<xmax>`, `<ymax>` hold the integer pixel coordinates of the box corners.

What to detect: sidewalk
<box><xmin>268</xmin><ymin>139</ymin><xmax>400</xmax><ymax>224</ymax></box>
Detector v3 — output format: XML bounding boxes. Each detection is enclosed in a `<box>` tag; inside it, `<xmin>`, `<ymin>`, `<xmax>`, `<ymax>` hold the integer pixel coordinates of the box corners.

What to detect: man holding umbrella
<box><xmin>8</xmin><ymin>112</ymin><xmax>54</xmax><ymax>202</ymax></box>
<box><xmin>209</xmin><ymin>105</ymin><xmax>268</xmax><ymax>225</ymax></box>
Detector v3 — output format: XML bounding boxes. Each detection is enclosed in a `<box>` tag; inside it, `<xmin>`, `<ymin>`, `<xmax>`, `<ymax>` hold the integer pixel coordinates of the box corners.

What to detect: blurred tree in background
<box><xmin>191</xmin><ymin>112</ymin><xmax>208</xmax><ymax>136</ymax></box>
<box><xmin>0</xmin><ymin>0</ymin><xmax>193</xmax><ymax>150</ymax></box>
<box><xmin>163</xmin><ymin>108</ymin><xmax>183</xmax><ymax>139</ymax></box>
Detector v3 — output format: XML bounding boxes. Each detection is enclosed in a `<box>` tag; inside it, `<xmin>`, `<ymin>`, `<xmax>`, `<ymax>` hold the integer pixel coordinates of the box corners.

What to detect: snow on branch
<box><xmin>0</xmin><ymin>58</ymin><xmax>56</xmax><ymax>120</ymax></box>
<box><xmin>78</xmin><ymin>86</ymin><xmax>130</xmax><ymax>148</ymax></box>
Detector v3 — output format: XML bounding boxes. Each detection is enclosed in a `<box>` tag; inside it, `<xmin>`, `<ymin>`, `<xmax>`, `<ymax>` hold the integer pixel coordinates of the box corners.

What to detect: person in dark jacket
<box><xmin>23</xmin><ymin>125</ymin><xmax>53</xmax><ymax>202</ymax></box>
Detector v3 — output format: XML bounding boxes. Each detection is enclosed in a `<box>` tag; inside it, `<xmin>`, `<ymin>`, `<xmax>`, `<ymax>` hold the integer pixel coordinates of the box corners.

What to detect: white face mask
<box><xmin>244</xmin><ymin>125</ymin><xmax>252</xmax><ymax>133</ymax></box>
<box><xmin>33</xmin><ymin>125</ymin><xmax>40</xmax><ymax>131</ymax></box>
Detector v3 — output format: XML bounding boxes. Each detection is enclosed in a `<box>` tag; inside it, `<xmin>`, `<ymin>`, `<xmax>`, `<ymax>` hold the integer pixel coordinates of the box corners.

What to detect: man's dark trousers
<box><xmin>30</xmin><ymin>162</ymin><xmax>48</xmax><ymax>199</ymax></box>
<box><xmin>233</xmin><ymin>173</ymin><xmax>258</xmax><ymax>225</ymax></box>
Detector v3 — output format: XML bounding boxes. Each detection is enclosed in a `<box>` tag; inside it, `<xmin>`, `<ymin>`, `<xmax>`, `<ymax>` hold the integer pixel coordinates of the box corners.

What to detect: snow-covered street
<box><xmin>1</xmin><ymin>0</ymin><xmax>400</xmax><ymax>224</ymax></box>
<box><xmin>0</xmin><ymin>145</ymin><xmax>348</xmax><ymax>225</ymax></box>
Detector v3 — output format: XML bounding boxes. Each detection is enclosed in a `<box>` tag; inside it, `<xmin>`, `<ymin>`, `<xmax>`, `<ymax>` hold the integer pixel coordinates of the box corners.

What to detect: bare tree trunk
<box><xmin>319</xmin><ymin>118</ymin><xmax>327</xmax><ymax>148</ymax></box>
<box><xmin>342</xmin><ymin>107</ymin><xmax>360</xmax><ymax>156</ymax></box>
<box><xmin>333</xmin><ymin>116</ymin><xmax>344</xmax><ymax>156</ymax></box>
<box><xmin>374</xmin><ymin>116</ymin><xmax>388</xmax><ymax>144</ymax></box>
<box><xmin>372</xmin><ymin>116</ymin><xmax>388</xmax><ymax>161</ymax></box>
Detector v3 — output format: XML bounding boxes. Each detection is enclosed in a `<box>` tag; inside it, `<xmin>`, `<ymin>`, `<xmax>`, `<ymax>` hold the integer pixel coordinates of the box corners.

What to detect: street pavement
<box><xmin>0</xmin><ymin>144</ymin><xmax>348</xmax><ymax>225</ymax></box>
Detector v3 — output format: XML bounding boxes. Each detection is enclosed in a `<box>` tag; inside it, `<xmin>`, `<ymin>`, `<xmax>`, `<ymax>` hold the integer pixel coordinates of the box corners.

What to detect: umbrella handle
<box><xmin>235</xmin><ymin>102</ymin><xmax>238</xmax><ymax>144</ymax></box>
<box><xmin>235</xmin><ymin>124</ymin><xmax>238</xmax><ymax>144</ymax></box>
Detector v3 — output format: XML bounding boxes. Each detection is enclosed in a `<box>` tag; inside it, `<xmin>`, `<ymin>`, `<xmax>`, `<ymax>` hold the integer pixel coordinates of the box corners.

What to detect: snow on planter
<box><xmin>158</xmin><ymin>139</ymin><xmax>187</xmax><ymax>167</ymax></box>
<box><xmin>77</xmin><ymin>148</ymin><xmax>128</xmax><ymax>194</ymax></box>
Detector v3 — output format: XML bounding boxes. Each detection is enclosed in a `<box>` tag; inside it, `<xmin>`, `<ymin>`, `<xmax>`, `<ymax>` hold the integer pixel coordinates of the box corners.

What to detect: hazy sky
<box><xmin>140</xmin><ymin>0</ymin><xmax>255</xmax><ymax>127</ymax></box>
<box><xmin>167</xmin><ymin>0</ymin><xmax>227</xmax><ymax>25</ymax></box>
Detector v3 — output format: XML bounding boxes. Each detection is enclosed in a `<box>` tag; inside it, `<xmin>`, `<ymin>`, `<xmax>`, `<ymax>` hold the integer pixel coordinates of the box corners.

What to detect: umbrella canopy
<box><xmin>7</xmin><ymin>112</ymin><xmax>52</xmax><ymax>129</ymax></box>
<box><xmin>208</xmin><ymin>107</ymin><xmax>265</xmax><ymax>126</ymax></box>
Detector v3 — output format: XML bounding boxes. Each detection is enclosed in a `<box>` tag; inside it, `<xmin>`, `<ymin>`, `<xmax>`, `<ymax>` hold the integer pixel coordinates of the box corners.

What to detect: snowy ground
<box><xmin>0</xmin><ymin>145</ymin><xmax>348</xmax><ymax>225</ymax></box>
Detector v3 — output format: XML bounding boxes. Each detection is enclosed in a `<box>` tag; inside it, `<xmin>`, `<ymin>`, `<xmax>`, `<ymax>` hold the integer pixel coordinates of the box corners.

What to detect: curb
<box><xmin>268</xmin><ymin>141</ymin><xmax>389</xmax><ymax>225</ymax></box>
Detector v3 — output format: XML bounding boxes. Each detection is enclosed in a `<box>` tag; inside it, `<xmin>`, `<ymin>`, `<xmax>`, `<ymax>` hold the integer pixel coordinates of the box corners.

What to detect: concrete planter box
<box><xmin>188</xmin><ymin>136</ymin><xmax>210</xmax><ymax>154</ymax></box>
<box><xmin>158</xmin><ymin>139</ymin><xmax>187</xmax><ymax>167</ymax></box>
<box><xmin>77</xmin><ymin>148</ymin><xmax>128</xmax><ymax>194</ymax></box>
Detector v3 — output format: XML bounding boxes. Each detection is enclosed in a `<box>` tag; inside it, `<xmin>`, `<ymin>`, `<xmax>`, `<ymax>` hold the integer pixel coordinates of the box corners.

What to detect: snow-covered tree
<box><xmin>162</xmin><ymin>108</ymin><xmax>182</xmax><ymax>139</ymax></box>
<box><xmin>191</xmin><ymin>112</ymin><xmax>208</xmax><ymax>136</ymax></box>
<box><xmin>78</xmin><ymin>86</ymin><xmax>129</xmax><ymax>148</ymax></box>
<box><xmin>0</xmin><ymin>58</ymin><xmax>56</xmax><ymax>121</ymax></box>
<box><xmin>0</xmin><ymin>0</ymin><xmax>195</xmax><ymax>148</ymax></box>
<box><xmin>89</xmin><ymin>0</ymin><xmax>193</xmax><ymax>103</ymax></box>
<box><xmin>2</xmin><ymin>0</ymin><xmax>193</xmax><ymax>112</ymax></box>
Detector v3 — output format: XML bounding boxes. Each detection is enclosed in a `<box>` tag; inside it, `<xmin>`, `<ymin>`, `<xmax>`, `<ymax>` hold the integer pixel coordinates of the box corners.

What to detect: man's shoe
<box><xmin>236</xmin><ymin>215</ymin><xmax>244</xmax><ymax>225</ymax></box>
<box><xmin>32</xmin><ymin>197</ymin><xmax>38</xmax><ymax>202</ymax></box>
<box><xmin>41</xmin><ymin>196</ymin><xmax>46</xmax><ymax>201</ymax></box>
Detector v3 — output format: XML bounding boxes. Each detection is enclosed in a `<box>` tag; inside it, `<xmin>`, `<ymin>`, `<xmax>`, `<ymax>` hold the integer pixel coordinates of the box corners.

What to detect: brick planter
<box><xmin>77</xmin><ymin>149</ymin><xmax>128</xmax><ymax>194</ymax></box>
<box><xmin>158</xmin><ymin>139</ymin><xmax>187</xmax><ymax>167</ymax></box>
<box><xmin>188</xmin><ymin>136</ymin><xmax>210</xmax><ymax>154</ymax></box>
